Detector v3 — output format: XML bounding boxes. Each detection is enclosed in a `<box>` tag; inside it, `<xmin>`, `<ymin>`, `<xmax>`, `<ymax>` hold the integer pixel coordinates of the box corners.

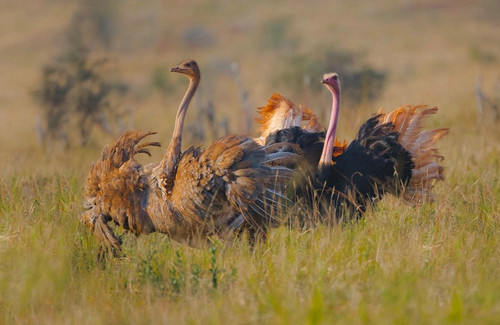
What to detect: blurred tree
<box><xmin>34</xmin><ymin>1</ymin><xmax>128</xmax><ymax>148</ymax></box>
<box><xmin>475</xmin><ymin>76</ymin><xmax>499</xmax><ymax>122</ymax></box>
<box><xmin>260</xmin><ymin>18</ymin><xmax>299</xmax><ymax>51</ymax></box>
<box><xmin>69</xmin><ymin>0</ymin><xmax>118</xmax><ymax>51</ymax></box>
<box><xmin>182</xmin><ymin>26</ymin><xmax>215</xmax><ymax>48</ymax></box>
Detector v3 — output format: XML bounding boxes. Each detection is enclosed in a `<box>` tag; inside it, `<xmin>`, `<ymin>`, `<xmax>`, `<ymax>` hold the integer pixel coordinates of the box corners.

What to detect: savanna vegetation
<box><xmin>0</xmin><ymin>0</ymin><xmax>499</xmax><ymax>323</ymax></box>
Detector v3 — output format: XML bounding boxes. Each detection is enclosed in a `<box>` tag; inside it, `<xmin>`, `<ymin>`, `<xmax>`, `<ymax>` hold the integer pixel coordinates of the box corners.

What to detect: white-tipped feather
<box><xmin>228</xmin><ymin>214</ymin><xmax>244</xmax><ymax>230</ymax></box>
<box><xmin>410</xmin><ymin>162</ymin><xmax>443</xmax><ymax>180</ymax></box>
<box><xmin>265</xmin><ymin>188</ymin><xmax>293</xmax><ymax>205</ymax></box>
<box><xmin>378</xmin><ymin>105</ymin><xmax>448</xmax><ymax>203</ymax></box>
<box><xmin>262</xmin><ymin>151</ymin><xmax>299</xmax><ymax>163</ymax></box>
<box><xmin>255</xmin><ymin>93</ymin><xmax>323</xmax><ymax>145</ymax></box>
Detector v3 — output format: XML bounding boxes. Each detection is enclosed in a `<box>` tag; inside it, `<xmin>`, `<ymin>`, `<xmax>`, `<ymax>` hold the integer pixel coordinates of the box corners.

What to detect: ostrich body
<box><xmin>263</xmin><ymin>73</ymin><xmax>448</xmax><ymax>217</ymax></box>
<box><xmin>80</xmin><ymin>60</ymin><xmax>299</xmax><ymax>252</ymax></box>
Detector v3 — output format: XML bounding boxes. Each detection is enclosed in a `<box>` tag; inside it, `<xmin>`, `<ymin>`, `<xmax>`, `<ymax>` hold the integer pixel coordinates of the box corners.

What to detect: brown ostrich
<box><xmin>80</xmin><ymin>60</ymin><xmax>299</xmax><ymax>253</ymax></box>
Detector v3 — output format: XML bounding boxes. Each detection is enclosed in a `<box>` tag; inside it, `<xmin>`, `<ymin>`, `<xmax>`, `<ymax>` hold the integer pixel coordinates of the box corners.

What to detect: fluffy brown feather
<box><xmin>255</xmin><ymin>93</ymin><xmax>323</xmax><ymax>144</ymax></box>
<box><xmin>80</xmin><ymin>131</ymin><xmax>160</xmax><ymax>252</ymax></box>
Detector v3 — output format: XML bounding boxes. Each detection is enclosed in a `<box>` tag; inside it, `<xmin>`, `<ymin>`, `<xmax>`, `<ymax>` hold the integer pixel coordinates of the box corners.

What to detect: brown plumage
<box><xmin>80</xmin><ymin>60</ymin><xmax>299</xmax><ymax>252</ymax></box>
<box><xmin>255</xmin><ymin>93</ymin><xmax>323</xmax><ymax>145</ymax></box>
<box><xmin>81</xmin><ymin>131</ymin><xmax>159</xmax><ymax>252</ymax></box>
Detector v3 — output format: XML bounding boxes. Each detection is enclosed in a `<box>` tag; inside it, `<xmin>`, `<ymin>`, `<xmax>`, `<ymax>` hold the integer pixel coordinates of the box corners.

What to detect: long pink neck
<box><xmin>161</xmin><ymin>76</ymin><xmax>199</xmax><ymax>176</ymax></box>
<box><xmin>319</xmin><ymin>85</ymin><xmax>340</xmax><ymax>168</ymax></box>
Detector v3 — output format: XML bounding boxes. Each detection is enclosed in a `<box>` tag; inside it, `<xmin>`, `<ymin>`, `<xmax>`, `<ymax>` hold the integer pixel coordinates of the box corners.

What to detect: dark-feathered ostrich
<box><xmin>263</xmin><ymin>73</ymin><xmax>448</xmax><ymax>218</ymax></box>
<box><xmin>80</xmin><ymin>60</ymin><xmax>299</xmax><ymax>253</ymax></box>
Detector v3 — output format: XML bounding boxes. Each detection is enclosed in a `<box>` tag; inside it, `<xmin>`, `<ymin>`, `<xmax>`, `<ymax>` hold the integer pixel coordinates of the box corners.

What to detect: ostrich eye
<box><xmin>333</xmin><ymin>75</ymin><xmax>338</xmax><ymax>81</ymax></box>
<box><xmin>185</xmin><ymin>63</ymin><xmax>192</xmax><ymax>68</ymax></box>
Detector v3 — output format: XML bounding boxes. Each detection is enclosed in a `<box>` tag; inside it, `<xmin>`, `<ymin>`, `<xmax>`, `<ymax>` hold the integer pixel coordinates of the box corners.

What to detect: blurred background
<box><xmin>0</xmin><ymin>0</ymin><xmax>499</xmax><ymax>175</ymax></box>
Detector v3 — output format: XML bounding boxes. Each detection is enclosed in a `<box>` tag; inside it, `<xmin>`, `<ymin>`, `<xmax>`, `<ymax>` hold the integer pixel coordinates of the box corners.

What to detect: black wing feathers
<box><xmin>320</xmin><ymin>116</ymin><xmax>414</xmax><ymax>210</ymax></box>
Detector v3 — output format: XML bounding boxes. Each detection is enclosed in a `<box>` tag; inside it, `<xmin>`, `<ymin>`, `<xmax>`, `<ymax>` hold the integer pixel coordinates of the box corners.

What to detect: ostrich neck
<box><xmin>319</xmin><ymin>87</ymin><xmax>340</xmax><ymax>168</ymax></box>
<box><xmin>161</xmin><ymin>76</ymin><xmax>199</xmax><ymax>176</ymax></box>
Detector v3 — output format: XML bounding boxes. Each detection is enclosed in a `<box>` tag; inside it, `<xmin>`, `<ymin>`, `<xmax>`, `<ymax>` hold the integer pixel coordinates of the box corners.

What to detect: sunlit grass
<box><xmin>1</xmin><ymin>145</ymin><xmax>499</xmax><ymax>323</ymax></box>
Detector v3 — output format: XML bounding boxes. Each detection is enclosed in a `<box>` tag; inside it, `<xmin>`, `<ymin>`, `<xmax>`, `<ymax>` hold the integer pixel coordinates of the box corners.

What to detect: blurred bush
<box><xmin>475</xmin><ymin>76</ymin><xmax>499</xmax><ymax>122</ymax></box>
<box><xmin>34</xmin><ymin>1</ymin><xmax>128</xmax><ymax>148</ymax></box>
<box><xmin>36</xmin><ymin>45</ymin><xmax>128</xmax><ymax>147</ymax></box>
<box><xmin>277</xmin><ymin>49</ymin><xmax>387</xmax><ymax>106</ymax></box>
<box><xmin>69</xmin><ymin>0</ymin><xmax>118</xmax><ymax>51</ymax></box>
<box><xmin>260</xmin><ymin>18</ymin><xmax>299</xmax><ymax>50</ymax></box>
<box><xmin>469</xmin><ymin>46</ymin><xmax>497</xmax><ymax>64</ymax></box>
<box><xmin>183</xmin><ymin>26</ymin><xmax>215</xmax><ymax>48</ymax></box>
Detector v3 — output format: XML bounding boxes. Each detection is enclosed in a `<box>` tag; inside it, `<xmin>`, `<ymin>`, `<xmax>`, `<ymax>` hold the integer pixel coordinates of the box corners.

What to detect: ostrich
<box><xmin>316</xmin><ymin>72</ymin><xmax>448</xmax><ymax>213</ymax></box>
<box><xmin>80</xmin><ymin>59</ymin><xmax>300</xmax><ymax>253</ymax></box>
<box><xmin>263</xmin><ymin>73</ymin><xmax>448</xmax><ymax>218</ymax></box>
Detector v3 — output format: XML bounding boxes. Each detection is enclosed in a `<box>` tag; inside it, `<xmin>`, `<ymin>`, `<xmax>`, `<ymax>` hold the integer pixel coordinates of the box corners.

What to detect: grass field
<box><xmin>1</xmin><ymin>0</ymin><xmax>499</xmax><ymax>323</ymax></box>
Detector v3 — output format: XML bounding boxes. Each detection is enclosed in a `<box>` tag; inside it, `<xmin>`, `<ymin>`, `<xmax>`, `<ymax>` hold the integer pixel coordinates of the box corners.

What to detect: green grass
<box><xmin>0</xmin><ymin>163</ymin><xmax>499</xmax><ymax>323</ymax></box>
<box><xmin>1</xmin><ymin>0</ymin><xmax>500</xmax><ymax>323</ymax></box>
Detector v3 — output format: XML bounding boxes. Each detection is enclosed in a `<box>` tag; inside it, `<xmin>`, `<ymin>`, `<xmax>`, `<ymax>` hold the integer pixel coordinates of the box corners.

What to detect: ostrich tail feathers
<box><xmin>379</xmin><ymin>105</ymin><xmax>449</xmax><ymax>203</ymax></box>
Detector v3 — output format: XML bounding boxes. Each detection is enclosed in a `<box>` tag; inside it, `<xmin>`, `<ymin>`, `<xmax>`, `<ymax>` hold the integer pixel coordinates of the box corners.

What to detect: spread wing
<box><xmin>171</xmin><ymin>135</ymin><xmax>301</xmax><ymax>232</ymax></box>
<box><xmin>80</xmin><ymin>131</ymin><xmax>160</xmax><ymax>251</ymax></box>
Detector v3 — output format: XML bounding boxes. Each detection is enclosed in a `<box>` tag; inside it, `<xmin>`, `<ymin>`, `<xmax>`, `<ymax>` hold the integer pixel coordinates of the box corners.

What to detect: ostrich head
<box><xmin>170</xmin><ymin>59</ymin><xmax>200</xmax><ymax>80</ymax></box>
<box><xmin>321</xmin><ymin>72</ymin><xmax>341</xmax><ymax>95</ymax></box>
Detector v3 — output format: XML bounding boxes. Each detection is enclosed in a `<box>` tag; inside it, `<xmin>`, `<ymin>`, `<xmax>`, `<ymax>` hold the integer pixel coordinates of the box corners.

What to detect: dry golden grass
<box><xmin>1</xmin><ymin>0</ymin><xmax>499</xmax><ymax>323</ymax></box>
